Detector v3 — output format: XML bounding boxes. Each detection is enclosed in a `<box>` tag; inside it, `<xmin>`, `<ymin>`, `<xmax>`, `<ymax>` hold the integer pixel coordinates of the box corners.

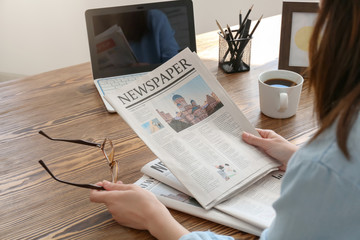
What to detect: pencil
<box><xmin>236</xmin><ymin>5</ymin><xmax>253</xmax><ymax>38</ymax></box>
<box><xmin>226</xmin><ymin>24</ymin><xmax>234</xmax><ymax>41</ymax></box>
<box><xmin>216</xmin><ymin>20</ymin><xmax>226</xmax><ymax>38</ymax></box>
<box><xmin>249</xmin><ymin>15</ymin><xmax>263</xmax><ymax>38</ymax></box>
<box><xmin>239</xmin><ymin>10</ymin><xmax>242</xmax><ymax>27</ymax></box>
<box><xmin>243</xmin><ymin>4</ymin><xmax>253</xmax><ymax>24</ymax></box>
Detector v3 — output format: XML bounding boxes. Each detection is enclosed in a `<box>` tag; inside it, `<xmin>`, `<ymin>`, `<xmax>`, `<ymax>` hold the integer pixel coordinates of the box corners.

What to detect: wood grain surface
<box><xmin>0</xmin><ymin>16</ymin><xmax>317</xmax><ymax>240</ymax></box>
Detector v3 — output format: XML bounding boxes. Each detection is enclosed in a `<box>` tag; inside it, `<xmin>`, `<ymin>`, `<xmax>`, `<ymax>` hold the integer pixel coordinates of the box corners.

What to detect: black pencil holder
<box><xmin>218</xmin><ymin>32</ymin><xmax>251</xmax><ymax>73</ymax></box>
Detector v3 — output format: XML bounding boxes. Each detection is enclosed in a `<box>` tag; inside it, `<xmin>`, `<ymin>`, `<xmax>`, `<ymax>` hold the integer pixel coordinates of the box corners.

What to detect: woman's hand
<box><xmin>242</xmin><ymin>129</ymin><xmax>299</xmax><ymax>171</ymax></box>
<box><xmin>89</xmin><ymin>181</ymin><xmax>189</xmax><ymax>240</ymax></box>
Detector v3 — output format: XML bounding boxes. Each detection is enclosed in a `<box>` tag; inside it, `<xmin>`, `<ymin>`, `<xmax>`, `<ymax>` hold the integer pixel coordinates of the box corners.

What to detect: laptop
<box><xmin>85</xmin><ymin>0</ymin><xmax>197</xmax><ymax>112</ymax></box>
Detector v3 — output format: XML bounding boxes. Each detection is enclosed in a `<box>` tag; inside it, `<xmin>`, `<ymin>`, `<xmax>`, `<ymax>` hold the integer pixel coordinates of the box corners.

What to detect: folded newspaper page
<box><xmin>105</xmin><ymin>48</ymin><xmax>280</xmax><ymax>209</ymax></box>
<box><xmin>141</xmin><ymin>159</ymin><xmax>282</xmax><ymax>229</ymax></box>
<box><xmin>134</xmin><ymin>175</ymin><xmax>262</xmax><ymax>236</ymax></box>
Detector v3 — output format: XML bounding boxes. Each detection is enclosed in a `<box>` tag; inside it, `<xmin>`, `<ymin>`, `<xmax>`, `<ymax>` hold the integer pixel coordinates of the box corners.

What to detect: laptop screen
<box><xmin>85</xmin><ymin>0</ymin><xmax>196</xmax><ymax>79</ymax></box>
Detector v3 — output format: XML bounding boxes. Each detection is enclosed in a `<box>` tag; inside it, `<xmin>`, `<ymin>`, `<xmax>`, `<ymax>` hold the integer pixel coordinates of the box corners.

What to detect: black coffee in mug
<box><xmin>264</xmin><ymin>78</ymin><xmax>297</xmax><ymax>88</ymax></box>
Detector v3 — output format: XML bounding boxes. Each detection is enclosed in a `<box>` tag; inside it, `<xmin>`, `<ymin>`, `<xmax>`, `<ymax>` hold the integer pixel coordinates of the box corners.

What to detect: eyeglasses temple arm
<box><xmin>39</xmin><ymin>131</ymin><xmax>101</xmax><ymax>147</ymax></box>
<box><xmin>38</xmin><ymin>160</ymin><xmax>105</xmax><ymax>190</ymax></box>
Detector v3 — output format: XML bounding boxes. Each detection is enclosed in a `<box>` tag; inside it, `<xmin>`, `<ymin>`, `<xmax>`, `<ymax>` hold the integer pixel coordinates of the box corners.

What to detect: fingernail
<box><xmin>103</xmin><ymin>180</ymin><xmax>111</xmax><ymax>184</ymax></box>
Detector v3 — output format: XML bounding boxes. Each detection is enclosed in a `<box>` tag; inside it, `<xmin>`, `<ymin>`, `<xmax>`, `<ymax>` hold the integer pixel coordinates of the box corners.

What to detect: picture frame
<box><xmin>278</xmin><ymin>1</ymin><xmax>319</xmax><ymax>76</ymax></box>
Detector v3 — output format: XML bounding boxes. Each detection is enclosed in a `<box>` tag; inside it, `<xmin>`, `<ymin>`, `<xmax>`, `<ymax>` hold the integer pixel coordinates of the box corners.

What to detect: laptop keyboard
<box><xmin>97</xmin><ymin>73</ymin><xmax>146</xmax><ymax>94</ymax></box>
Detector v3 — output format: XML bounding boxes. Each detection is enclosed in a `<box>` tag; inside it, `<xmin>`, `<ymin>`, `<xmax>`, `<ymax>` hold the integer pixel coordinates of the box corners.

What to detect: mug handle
<box><xmin>278</xmin><ymin>92</ymin><xmax>288</xmax><ymax>111</ymax></box>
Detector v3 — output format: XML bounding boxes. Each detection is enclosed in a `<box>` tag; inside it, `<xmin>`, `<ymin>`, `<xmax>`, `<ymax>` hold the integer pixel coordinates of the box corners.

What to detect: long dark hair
<box><xmin>308</xmin><ymin>0</ymin><xmax>360</xmax><ymax>158</ymax></box>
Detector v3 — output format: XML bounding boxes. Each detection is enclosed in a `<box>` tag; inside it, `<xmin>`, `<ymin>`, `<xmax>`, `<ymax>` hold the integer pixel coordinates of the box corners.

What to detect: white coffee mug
<box><xmin>258</xmin><ymin>70</ymin><xmax>304</xmax><ymax>119</ymax></box>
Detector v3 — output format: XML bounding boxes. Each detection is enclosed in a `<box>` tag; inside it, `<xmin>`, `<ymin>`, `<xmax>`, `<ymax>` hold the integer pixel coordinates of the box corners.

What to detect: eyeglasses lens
<box><xmin>102</xmin><ymin>139</ymin><xmax>118</xmax><ymax>183</ymax></box>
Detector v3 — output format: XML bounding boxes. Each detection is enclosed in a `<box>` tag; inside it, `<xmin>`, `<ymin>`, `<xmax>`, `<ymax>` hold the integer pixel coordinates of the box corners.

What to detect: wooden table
<box><xmin>0</xmin><ymin>15</ymin><xmax>317</xmax><ymax>240</ymax></box>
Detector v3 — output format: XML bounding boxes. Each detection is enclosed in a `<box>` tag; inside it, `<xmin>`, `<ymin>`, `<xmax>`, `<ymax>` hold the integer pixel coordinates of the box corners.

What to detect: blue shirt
<box><xmin>130</xmin><ymin>9</ymin><xmax>180</xmax><ymax>64</ymax></box>
<box><xmin>180</xmin><ymin>114</ymin><xmax>360</xmax><ymax>240</ymax></box>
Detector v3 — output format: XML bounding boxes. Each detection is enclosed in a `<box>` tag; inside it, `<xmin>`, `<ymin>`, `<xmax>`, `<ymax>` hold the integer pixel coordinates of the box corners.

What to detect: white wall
<box><xmin>0</xmin><ymin>0</ymin><xmax>282</xmax><ymax>76</ymax></box>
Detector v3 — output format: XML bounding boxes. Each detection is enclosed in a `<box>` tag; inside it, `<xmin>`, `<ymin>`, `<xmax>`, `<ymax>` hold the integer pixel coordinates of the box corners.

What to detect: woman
<box><xmin>90</xmin><ymin>0</ymin><xmax>360</xmax><ymax>239</ymax></box>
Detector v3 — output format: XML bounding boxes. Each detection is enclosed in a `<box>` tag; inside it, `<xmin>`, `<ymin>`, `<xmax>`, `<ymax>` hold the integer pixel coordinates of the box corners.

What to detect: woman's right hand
<box><xmin>89</xmin><ymin>181</ymin><xmax>189</xmax><ymax>240</ymax></box>
<box><xmin>242</xmin><ymin>129</ymin><xmax>299</xmax><ymax>171</ymax></box>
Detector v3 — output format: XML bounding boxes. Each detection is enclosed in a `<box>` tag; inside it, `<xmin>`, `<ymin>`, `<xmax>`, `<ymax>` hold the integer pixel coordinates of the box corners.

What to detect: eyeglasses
<box><xmin>38</xmin><ymin>130</ymin><xmax>119</xmax><ymax>190</ymax></box>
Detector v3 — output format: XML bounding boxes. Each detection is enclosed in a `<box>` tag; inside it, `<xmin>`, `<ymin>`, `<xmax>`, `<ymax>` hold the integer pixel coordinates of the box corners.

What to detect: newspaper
<box><xmin>134</xmin><ymin>175</ymin><xmax>263</xmax><ymax>236</ymax></box>
<box><xmin>141</xmin><ymin>159</ymin><xmax>282</xmax><ymax>229</ymax></box>
<box><xmin>105</xmin><ymin>48</ymin><xmax>280</xmax><ymax>209</ymax></box>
